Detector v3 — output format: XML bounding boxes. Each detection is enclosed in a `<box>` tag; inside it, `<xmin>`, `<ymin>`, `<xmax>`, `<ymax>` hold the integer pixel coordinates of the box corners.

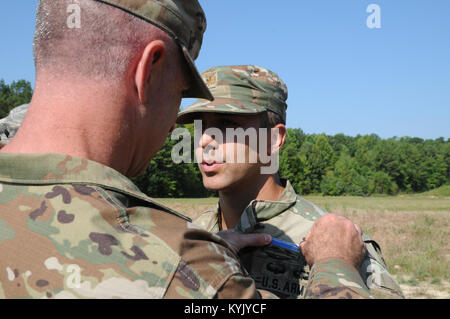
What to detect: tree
<box><xmin>328</xmin><ymin>133</ymin><xmax>357</xmax><ymax>156</ymax></box>
<box><xmin>279</xmin><ymin>133</ymin><xmax>308</xmax><ymax>194</ymax></box>
<box><xmin>372</xmin><ymin>139</ymin><xmax>402</xmax><ymax>184</ymax></box>
<box><xmin>2</xmin><ymin>79</ymin><xmax>448</xmax><ymax>197</ymax></box>
<box><xmin>370</xmin><ymin>171</ymin><xmax>398</xmax><ymax>195</ymax></box>
<box><xmin>301</xmin><ymin>134</ymin><xmax>336</xmax><ymax>193</ymax></box>
<box><xmin>321</xmin><ymin>149</ymin><xmax>371</xmax><ymax>196</ymax></box>
<box><xmin>353</xmin><ymin>134</ymin><xmax>380</xmax><ymax>176</ymax></box>
<box><xmin>0</xmin><ymin>79</ymin><xmax>33</xmax><ymax>118</ymax></box>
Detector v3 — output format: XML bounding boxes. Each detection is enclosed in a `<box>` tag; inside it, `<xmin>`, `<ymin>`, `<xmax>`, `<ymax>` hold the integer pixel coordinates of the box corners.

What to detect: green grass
<box><xmin>390</xmin><ymin>214</ymin><xmax>449</xmax><ymax>281</ymax></box>
<box><xmin>158</xmin><ymin>193</ymin><xmax>450</xmax><ymax>213</ymax></box>
<box><xmin>157</xmin><ymin>197</ymin><xmax>218</xmax><ymax>205</ymax></box>
<box><xmin>417</xmin><ymin>184</ymin><xmax>450</xmax><ymax>197</ymax></box>
<box><xmin>302</xmin><ymin>194</ymin><xmax>450</xmax><ymax>213</ymax></box>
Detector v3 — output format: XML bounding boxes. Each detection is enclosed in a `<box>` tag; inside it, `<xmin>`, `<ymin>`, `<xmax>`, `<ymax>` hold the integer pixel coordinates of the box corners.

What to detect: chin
<box><xmin>202</xmin><ymin>180</ymin><xmax>222</xmax><ymax>192</ymax></box>
<box><xmin>202</xmin><ymin>173</ymin><xmax>244</xmax><ymax>193</ymax></box>
<box><xmin>202</xmin><ymin>175</ymin><xmax>228</xmax><ymax>192</ymax></box>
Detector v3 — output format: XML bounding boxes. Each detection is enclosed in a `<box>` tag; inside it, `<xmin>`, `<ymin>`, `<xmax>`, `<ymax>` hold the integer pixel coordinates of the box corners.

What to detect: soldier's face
<box><xmin>195</xmin><ymin>113</ymin><xmax>269</xmax><ymax>192</ymax></box>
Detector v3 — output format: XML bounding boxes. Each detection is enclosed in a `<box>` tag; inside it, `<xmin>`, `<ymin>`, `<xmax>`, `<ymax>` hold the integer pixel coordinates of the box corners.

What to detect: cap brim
<box><xmin>180</xmin><ymin>45</ymin><xmax>214</xmax><ymax>101</ymax></box>
<box><xmin>176</xmin><ymin>97</ymin><xmax>267</xmax><ymax>124</ymax></box>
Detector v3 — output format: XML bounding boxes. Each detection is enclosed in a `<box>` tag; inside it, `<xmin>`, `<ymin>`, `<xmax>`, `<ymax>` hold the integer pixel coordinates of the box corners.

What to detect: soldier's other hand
<box><xmin>299</xmin><ymin>214</ymin><xmax>366</xmax><ymax>270</ymax></box>
<box><xmin>216</xmin><ymin>230</ymin><xmax>271</xmax><ymax>255</ymax></box>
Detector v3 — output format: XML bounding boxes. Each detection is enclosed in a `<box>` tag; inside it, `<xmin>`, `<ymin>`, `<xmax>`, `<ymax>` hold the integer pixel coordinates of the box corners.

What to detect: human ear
<box><xmin>135</xmin><ymin>40</ymin><xmax>166</xmax><ymax>104</ymax></box>
<box><xmin>269</xmin><ymin>124</ymin><xmax>287</xmax><ymax>156</ymax></box>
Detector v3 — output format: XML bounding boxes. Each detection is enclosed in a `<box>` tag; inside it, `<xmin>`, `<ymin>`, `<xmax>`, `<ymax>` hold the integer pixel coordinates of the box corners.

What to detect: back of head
<box><xmin>33</xmin><ymin>0</ymin><xmax>177</xmax><ymax>84</ymax></box>
<box><xmin>33</xmin><ymin>0</ymin><xmax>212</xmax><ymax>100</ymax></box>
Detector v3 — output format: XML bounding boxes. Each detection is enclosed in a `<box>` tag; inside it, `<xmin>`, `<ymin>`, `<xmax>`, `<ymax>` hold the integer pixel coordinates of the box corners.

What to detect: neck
<box><xmin>218</xmin><ymin>174</ymin><xmax>284</xmax><ymax>230</ymax></box>
<box><xmin>1</xmin><ymin>74</ymin><xmax>137</xmax><ymax>175</ymax></box>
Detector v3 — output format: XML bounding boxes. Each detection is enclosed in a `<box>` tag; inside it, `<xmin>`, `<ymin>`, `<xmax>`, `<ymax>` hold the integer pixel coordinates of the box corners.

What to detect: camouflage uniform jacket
<box><xmin>0</xmin><ymin>153</ymin><xmax>371</xmax><ymax>299</ymax></box>
<box><xmin>195</xmin><ymin>179</ymin><xmax>405</xmax><ymax>299</ymax></box>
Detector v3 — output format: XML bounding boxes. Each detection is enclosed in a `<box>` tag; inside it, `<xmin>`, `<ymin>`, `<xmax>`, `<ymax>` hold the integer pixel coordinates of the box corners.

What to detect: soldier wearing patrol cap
<box><xmin>0</xmin><ymin>0</ymin><xmax>373</xmax><ymax>299</ymax></box>
<box><xmin>178</xmin><ymin>65</ymin><xmax>404</xmax><ymax>299</ymax></box>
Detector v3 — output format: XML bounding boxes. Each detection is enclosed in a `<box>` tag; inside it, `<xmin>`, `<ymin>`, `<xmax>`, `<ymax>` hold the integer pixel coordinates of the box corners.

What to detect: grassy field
<box><xmin>157</xmin><ymin>192</ymin><xmax>450</xmax><ymax>299</ymax></box>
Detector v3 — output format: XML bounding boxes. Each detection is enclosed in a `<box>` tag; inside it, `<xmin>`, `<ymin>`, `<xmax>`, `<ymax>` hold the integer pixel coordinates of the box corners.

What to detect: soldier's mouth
<box><xmin>201</xmin><ymin>161</ymin><xmax>223</xmax><ymax>173</ymax></box>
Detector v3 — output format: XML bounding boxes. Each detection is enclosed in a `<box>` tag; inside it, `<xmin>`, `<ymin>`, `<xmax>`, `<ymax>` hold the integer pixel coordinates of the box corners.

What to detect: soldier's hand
<box><xmin>299</xmin><ymin>214</ymin><xmax>366</xmax><ymax>270</ymax></box>
<box><xmin>216</xmin><ymin>230</ymin><xmax>271</xmax><ymax>255</ymax></box>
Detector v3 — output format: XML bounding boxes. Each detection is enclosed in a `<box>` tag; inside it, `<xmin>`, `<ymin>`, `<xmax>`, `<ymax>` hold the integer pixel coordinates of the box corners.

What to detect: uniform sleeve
<box><xmin>304</xmin><ymin>258</ymin><xmax>373</xmax><ymax>299</ymax></box>
<box><xmin>360</xmin><ymin>238</ymin><xmax>405</xmax><ymax>299</ymax></box>
<box><xmin>215</xmin><ymin>274</ymin><xmax>279</xmax><ymax>299</ymax></box>
<box><xmin>218</xmin><ymin>258</ymin><xmax>374</xmax><ymax>299</ymax></box>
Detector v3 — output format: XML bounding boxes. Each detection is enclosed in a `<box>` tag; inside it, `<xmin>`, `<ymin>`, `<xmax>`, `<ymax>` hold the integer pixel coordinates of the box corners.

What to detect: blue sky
<box><xmin>1</xmin><ymin>0</ymin><xmax>449</xmax><ymax>139</ymax></box>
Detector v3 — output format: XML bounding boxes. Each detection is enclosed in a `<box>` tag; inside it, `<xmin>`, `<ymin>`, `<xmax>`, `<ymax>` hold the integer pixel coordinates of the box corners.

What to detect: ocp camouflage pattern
<box><xmin>194</xmin><ymin>179</ymin><xmax>405</xmax><ymax>299</ymax></box>
<box><xmin>95</xmin><ymin>0</ymin><xmax>206</xmax><ymax>60</ymax></box>
<box><xmin>305</xmin><ymin>259</ymin><xmax>371</xmax><ymax>299</ymax></box>
<box><xmin>0</xmin><ymin>153</ymin><xmax>374</xmax><ymax>299</ymax></box>
<box><xmin>0</xmin><ymin>153</ymin><xmax>267</xmax><ymax>299</ymax></box>
<box><xmin>177</xmin><ymin>65</ymin><xmax>288</xmax><ymax>124</ymax></box>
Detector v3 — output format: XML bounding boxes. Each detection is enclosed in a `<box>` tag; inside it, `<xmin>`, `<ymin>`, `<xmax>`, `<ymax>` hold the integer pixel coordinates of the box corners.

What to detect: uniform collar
<box><xmin>0</xmin><ymin>152</ymin><xmax>189</xmax><ymax>220</ymax></box>
<box><xmin>213</xmin><ymin>179</ymin><xmax>298</xmax><ymax>232</ymax></box>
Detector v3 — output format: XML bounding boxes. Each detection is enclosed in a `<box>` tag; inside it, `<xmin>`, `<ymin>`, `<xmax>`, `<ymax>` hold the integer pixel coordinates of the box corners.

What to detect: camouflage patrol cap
<box><xmin>94</xmin><ymin>0</ymin><xmax>213</xmax><ymax>100</ymax></box>
<box><xmin>177</xmin><ymin>65</ymin><xmax>288</xmax><ymax>124</ymax></box>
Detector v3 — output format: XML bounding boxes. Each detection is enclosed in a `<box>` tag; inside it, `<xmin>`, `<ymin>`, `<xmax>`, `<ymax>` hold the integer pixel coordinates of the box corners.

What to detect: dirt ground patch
<box><xmin>396</xmin><ymin>276</ymin><xmax>450</xmax><ymax>299</ymax></box>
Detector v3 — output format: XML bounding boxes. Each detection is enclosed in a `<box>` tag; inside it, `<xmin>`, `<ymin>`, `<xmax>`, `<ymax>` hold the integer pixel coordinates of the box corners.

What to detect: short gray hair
<box><xmin>33</xmin><ymin>0</ymin><xmax>177</xmax><ymax>82</ymax></box>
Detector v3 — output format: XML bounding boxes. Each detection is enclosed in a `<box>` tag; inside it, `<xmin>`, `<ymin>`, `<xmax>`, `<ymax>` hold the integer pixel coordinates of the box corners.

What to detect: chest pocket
<box><xmin>239</xmin><ymin>245</ymin><xmax>308</xmax><ymax>299</ymax></box>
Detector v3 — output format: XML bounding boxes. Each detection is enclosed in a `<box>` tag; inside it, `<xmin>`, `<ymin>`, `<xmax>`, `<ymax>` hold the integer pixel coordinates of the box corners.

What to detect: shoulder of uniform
<box><xmin>192</xmin><ymin>209</ymin><xmax>217</xmax><ymax>230</ymax></box>
<box><xmin>195</xmin><ymin>208</ymin><xmax>216</xmax><ymax>218</ymax></box>
<box><xmin>284</xmin><ymin>195</ymin><xmax>328</xmax><ymax>221</ymax></box>
<box><xmin>359</xmin><ymin>233</ymin><xmax>405</xmax><ymax>298</ymax></box>
<box><xmin>164</xmin><ymin>225</ymin><xmax>248</xmax><ymax>298</ymax></box>
<box><xmin>147</xmin><ymin>200</ymin><xmax>192</xmax><ymax>222</ymax></box>
<box><xmin>95</xmin><ymin>186</ymin><xmax>192</xmax><ymax>222</ymax></box>
<box><xmin>0</xmin><ymin>181</ymin><xmax>243</xmax><ymax>299</ymax></box>
<box><xmin>360</xmin><ymin>233</ymin><xmax>387</xmax><ymax>267</ymax></box>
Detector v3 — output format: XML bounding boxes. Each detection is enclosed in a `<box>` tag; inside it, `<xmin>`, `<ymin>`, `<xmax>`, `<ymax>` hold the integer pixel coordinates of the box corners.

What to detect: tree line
<box><xmin>278</xmin><ymin>130</ymin><xmax>449</xmax><ymax>196</ymax></box>
<box><xmin>134</xmin><ymin>127</ymin><xmax>449</xmax><ymax>198</ymax></box>
<box><xmin>1</xmin><ymin>79</ymin><xmax>449</xmax><ymax>197</ymax></box>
